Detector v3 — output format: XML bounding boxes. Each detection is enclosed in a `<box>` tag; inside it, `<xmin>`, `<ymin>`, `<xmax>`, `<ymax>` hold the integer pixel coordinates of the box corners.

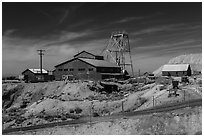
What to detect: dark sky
<box><xmin>2</xmin><ymin>2</ymin><xmax>202</xmax><ymax>76</ymax></box>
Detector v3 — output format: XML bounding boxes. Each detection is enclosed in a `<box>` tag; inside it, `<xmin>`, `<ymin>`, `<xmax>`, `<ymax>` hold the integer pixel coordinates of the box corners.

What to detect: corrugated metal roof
<box><xmin>28</xmin><ymin>69</ymin><xmax>48</xmax><ymax>74</ymax></box>
<box><xmin>162</xmin><ymin>64</ymin><xmax>190</xmax><ymax>72</ymax></box>
<box><xmin>78</xmin><ymin>58</ymin><xmax>120</xmax><ymax>68</ymax></box>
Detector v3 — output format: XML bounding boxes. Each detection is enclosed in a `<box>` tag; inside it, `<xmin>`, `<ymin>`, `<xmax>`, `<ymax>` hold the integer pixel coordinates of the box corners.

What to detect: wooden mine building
<box><xmin>162</xmin><ymin>64</ymin><xmax>192</xmax><ymax>77</ymax></box>
<box><xmin>53</xmin><ymin>51</ymin><xmax>122</xmax><ymax>81</ymax></box>
<box><xmin>22</xmin><ymin>69</ymin><xmax>54</xmax><ymax>83</ymax></box>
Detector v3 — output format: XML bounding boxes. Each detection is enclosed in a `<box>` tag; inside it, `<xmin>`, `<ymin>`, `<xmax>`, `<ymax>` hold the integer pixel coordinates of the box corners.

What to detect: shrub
<box><xmin>75</xmin><ymin>107</ymin><xmax>82</xmax><ymax>114</ymax></box>
<box><xmin>197</xmin><ymin>80</ymin><xmax>202</xmax><ymax>87</ymax></box>
<box><xmin>139</xmin><ymin>97</ymin><xmax>147</xmax><ymax>105</ymax></box>
<box><xmin>69</xmin><ymin>109</ymin><xmax>74</xmax><ymax>113</ymax></box>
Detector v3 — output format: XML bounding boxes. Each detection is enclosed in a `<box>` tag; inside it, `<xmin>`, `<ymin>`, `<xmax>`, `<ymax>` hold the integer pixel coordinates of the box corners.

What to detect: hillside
<box><xmin>5</xmin><ymin>106</ymin><xmax>202</xmax><ymax>135</ymax></box>
<box><xmin>2</xmin><ymin>63</ymin><xmax>202</xmax><ymax>134</ymax></box>
<box><xmin>153</xmin><ymin>54</ymin><xmax>202</xmax><ymax>76</ymax></box>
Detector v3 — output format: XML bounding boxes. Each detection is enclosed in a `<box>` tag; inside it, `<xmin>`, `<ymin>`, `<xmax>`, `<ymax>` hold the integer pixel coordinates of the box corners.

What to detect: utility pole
<box><xmin>37</xmin><ymin>49</ymin><xmax>45</xmax><ymax>80</ymax></box>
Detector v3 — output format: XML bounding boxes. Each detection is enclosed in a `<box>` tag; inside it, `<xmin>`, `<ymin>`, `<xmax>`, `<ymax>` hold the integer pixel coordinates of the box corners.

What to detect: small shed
<box><xmin>162</xmin><ymin>64</ymin><xmax>191</xmax><ymax>77</ymax></box>
<box><xmin>22</xmin><ymin>69</ymin><xmax>49</xmax><ymax>83</ymax></box>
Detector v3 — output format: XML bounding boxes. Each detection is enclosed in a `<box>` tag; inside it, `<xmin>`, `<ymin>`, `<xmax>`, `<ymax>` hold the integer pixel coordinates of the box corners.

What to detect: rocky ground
<box><xmin>6</xmin><ymin>106</ymin><xmax>202</xmax><ymax>135</ymax></box>
<box><xmin>2</xmin><ymin>74</ymin><xmax>202</xmax><ymax>134</ymax></box>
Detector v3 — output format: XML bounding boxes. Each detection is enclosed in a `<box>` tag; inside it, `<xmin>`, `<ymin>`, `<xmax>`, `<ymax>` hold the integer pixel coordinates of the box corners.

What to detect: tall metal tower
<box><xmin>102</xmin><ymin>31</ymin><xmax>134</xmax><ymax>76</ymax></box>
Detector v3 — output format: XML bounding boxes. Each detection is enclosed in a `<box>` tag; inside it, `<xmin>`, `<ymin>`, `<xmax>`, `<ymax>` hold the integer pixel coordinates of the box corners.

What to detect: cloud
<box><xmin>2</xmin><ymin>29</ymin><xmax>94</xmax><ymax>50</ymax></box>
<box><xmin>114</xmin><ymin>17</ymin><xmax>144</xmax><ymax>24</ymax></box>
<box><xmin>58</xmin><ymin>9</ymin><xmax>70</xmax><ymax>24</ymax></box>
<box><xmin>36</xmin><ymin>8</ymin><xmax>53</xmax><ymax>18</ymax></box>
<box><xmin>111</xmin><ymin>13</ymin><xmax>163</xmax><ymax>25</ymax></box>
<box><xmin>3</xmin><ymin>29</ymin><xmax>17</xmax><ymax>36</ymax></box>
<box><xmin>131</xmin><ymin>24</ymin><xmax>201</xmax><ymax>36</ymax></box>
<box><xmin>58</xmin><ymin>3</ymin><xmax>84</xmax><ymax>25</ymax></box>
<box><xmin>2</xmin><ymin>29</ymin><xmax>108</xmax><ymax>75</ymax></box>
<box><xmin>42</xmin><ymin>30</ymin><xmax>93</xmax><ymax>47</ymax></box>
<box><xmin>131</xmin><ymin>39</ymin><xmax>201</xmax><ymax>59</ymax></box>
<box><xmin>67</xmin><ymin>19</ymin><xmax>94</xmax><ymax>29</ymax></box>
<box><xmin>131</xmin><ymin>24</ymin><xmax>184</xmax><ymax>35</ymax></box>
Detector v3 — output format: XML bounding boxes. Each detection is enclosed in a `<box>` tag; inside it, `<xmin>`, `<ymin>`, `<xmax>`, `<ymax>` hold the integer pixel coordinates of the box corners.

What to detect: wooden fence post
<box><xmin>89</xmin><ymin>102</ymin><xmax>92</xmax><ymax>125</ymax></box>
<box><xmin>184</xmin><ymin>90</ymin><xmax>185</xmax><ymax>101</ymax></box>
<box><xmin>153</xmin><ymin>96</ymin><xmax>154</xmax><ymax>107</ymax></box>
<box><xmin>122</xmin><ymin>101</ymin><xmax>124</xmax><ymax>113</ymax></box>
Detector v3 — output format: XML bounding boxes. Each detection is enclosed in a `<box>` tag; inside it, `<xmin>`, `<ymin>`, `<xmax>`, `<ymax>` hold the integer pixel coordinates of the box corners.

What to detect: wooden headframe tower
<box><xmin>103</xmin><ymin>31</ymin><xmax>134</xmax><ymax>76</ymax></box>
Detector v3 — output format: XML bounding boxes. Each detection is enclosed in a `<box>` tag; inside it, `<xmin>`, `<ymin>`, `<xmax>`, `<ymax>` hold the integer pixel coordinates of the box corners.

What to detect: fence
<box><xmin>87</xmin><ymin>85</ymin><xmax>201</xmax><ymax>124</ymax></box>
<box><xmin>153</xmin><ymin>87</ymin><xmax>202</xmax><ymax>107</ymax></box>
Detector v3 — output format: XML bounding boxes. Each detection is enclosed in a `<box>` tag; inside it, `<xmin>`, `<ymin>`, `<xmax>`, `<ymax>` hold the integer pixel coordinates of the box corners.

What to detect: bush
<box><xmin>139</xmin><ymin>97</ymin><xmax>147</xmax><ymax>105</ymax></box>
<box><xmin>75</xmin><ymin>107</ymin><xmax>82</xmax><ymax>114</ymax></box>
<box><xmin>93</xmin><ymin>112</ymin><xmax>99</xmax><ymax>117</ymax></box>
<box><xmin>69</xmin><ymin>109</ymin><xmax>74</xmax><ymax>113</ymax></box>
<box><xmin>197</xmin><ymin>80</ymin><xmax>202</xmax><ymax>87</ymax></box>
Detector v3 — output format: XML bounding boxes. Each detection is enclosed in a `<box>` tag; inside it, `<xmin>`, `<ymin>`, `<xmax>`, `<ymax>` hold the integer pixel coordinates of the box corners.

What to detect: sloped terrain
<box><xmin>2</xmin><ymin>80</ymin><xmax>150</xmax><ymax>130</ymax></box>
<box><xmin>7</xmin><ymin>106</ymin><xmax>202</xmax><ymax>135</ymax></box>
<box><xmin>2</xmin><ymin>59</ymin><xmax>202</xmax><ymax>135</ymax></box>
<box><xmin>2</xmin><ymin>76</ymin><xmax>202</xmax><ymax>133</ymax></box>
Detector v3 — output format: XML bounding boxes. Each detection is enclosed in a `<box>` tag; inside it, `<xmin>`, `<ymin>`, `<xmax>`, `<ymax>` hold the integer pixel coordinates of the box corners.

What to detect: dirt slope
<box><xmin>7</xmin><ymin>106</ymin><xmax>202</xmax><ymax>135</ymax></box>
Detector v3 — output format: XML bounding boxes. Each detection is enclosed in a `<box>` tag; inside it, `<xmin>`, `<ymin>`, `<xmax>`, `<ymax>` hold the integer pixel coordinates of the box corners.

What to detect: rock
<box><xmin>174</xmin><ymin>116</ymin><xmax>180</xmax><ymax>123</ymax></box>
<box><xmin>93</xmin><ymin>112</ymin><xmax>100</xmax><ymax>117</ymax></box>
<box><xmin>3</xmin><ymin>120</ymin><xmax>16</xmax><ymax>130</ymax></box>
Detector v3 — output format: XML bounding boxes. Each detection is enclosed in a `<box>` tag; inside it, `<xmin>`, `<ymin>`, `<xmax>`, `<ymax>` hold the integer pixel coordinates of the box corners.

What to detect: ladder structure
<box><xmin>102</xmin><ymin>31</ymin><xmax>134</xmax><ymax>76</ymax></box>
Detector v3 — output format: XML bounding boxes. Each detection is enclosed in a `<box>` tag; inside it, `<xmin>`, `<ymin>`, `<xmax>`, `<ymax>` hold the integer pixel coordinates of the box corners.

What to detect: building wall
<box><xmin>22</xmin><ymin>70</ymin><xmax>51</xmax><ymax>82</ymax></box>
<box><xmin>54</xmin><ymin>59</ymin><xmax>101</xmax><ymax>81</ymax></box>
<box><xmin>96</xmin><ymin>67</ymin><xmax>121</xmax><ymax>73</ymax></box>
<box><xmin>74</xmin><ymin>52</ymin><xmax>95</xmax><ymax>59</ymax></box>
<box><xmin>162</xmin><ymin>71</ymin><xmax>186</xmax><ymax>76</ymax></box>
<box><xmin>22</xmin><ymin>70</ymin><xmax>37</xmax><ymax>82</ymax></box>
<box><xmin>162</xmin><ymin>70</ymin><xmax>191</xmax><ymax>77</ymax></box>
<box><xmin>162</xmin><ymin>65</ymin><xmax>192</xmax><ymax>77</ymax></box>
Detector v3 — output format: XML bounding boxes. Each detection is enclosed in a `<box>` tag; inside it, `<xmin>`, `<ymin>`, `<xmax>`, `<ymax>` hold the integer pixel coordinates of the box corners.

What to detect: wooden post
<box><xmin>153</xmin><ymin>96</ymin><xmax>154</xmax><ymax>107</ymax></box>
<box><xmin>122</xmin><ymin>101</ymin><xmax>124</xmax><ymax>113</ymax></box>
<box><xmin>184</xmin><ymin>90</ymin><xmax>185</xmax><ymax>101</ymax></box>
<box><xmin>90</xmin><ymin>102</ymin><xmax>92</xmax><ymax>125</ymax></box>
<box><xmin>188</xmin><ymin>92</ymin><xmax>190</xmax><ymax>107</ymax></box>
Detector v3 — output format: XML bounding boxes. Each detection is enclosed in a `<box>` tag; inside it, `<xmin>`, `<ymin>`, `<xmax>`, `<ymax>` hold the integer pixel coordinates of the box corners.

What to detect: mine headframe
<box><xmin>102</xmin><ymin>31</ymin><xmax>134</xmax><ymax>76</ymax></box>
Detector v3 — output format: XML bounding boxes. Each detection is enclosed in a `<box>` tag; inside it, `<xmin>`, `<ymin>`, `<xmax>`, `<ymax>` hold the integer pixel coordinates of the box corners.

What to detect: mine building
<box><xmin>22</xmin><ymin>69</ymin><xmax>54</xmax><ymax>82</ymax></box>
<box><xmin>53</xmin><ymin>51</ymin><xmax>122</xmax><ymax>81</ymax></box>
<box><xmin>162</xmin><ymin>64</ymin><xmax>192</xmax><ymax>77</ymax></box>
<box><xmin>73</xmin><ymin>50</ymin><xmax>104</xmax><ymax>60</ymax></box>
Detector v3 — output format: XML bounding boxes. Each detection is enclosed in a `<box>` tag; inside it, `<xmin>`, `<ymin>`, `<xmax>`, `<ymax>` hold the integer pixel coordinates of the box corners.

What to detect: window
<box><xmin>64</xmin><ymin>69</ymin><xmax>68</xmax><ymax>71</ymax></box>
<box><xmin>88</xmin><ymin>68</ymin><xmax>94</xmax><ymax>71</ymax></box>
<box><xmin>183</xmin><ymin>71</ymin><xmax>185</xmax><ymax>74</ymax></box>
<box><xmin>69</xmin><ymin>68</ymin><xmax>74</xmax><ymax>71</ymax></box>
<box><xmin>58</xmin><ymin>69</ymin><xmax>63</xmax><ymax>71</ymax></box>
<box><xmin>78</xmin><ymin>68</ymin><xmax>85</xmax><ymax>71</ymax></box>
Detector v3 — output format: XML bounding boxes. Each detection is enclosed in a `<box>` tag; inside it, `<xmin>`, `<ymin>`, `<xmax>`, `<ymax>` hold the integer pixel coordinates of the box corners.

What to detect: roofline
<box><xmin>73</xmin><ymin>50</ymin><xmax>96</xmax><ymax>58</ymax></box>
<box><xmin>55</xmin><ymin>58</ymin><xmax>121</xmax><ymax>68</ymax></box>
<box><xmin>162</xmin><ymin>64</ymin><xmax>191</xmax><ymax>71</ymax></box>
<box><xmin>55</xmin><ymin>58</ymin><xmax>97</xmax><ymax>68</ymax></box>
<box><xmin>22</xmin><ymin>69</ymin><xmax>48</xmax><ymax>74</ymax></box>
<box><xmin>164</xmin><ymin>64</ymin><xmax>190</xmax><ymax>66</ymax></box>
<box><xmin>78</xmin><ymin>58</ymin><xmax>121</xmax><ymax>68</ymax></box>
<box><xmin>22</xmin><ymin>69</ymin><xmax>30</xmax><ymax>74</ymax></box>
<box><xmin>77</xmin><ymin>58</ymin><xmax>97</xmax><ymax>68</ymax></box>
<box><xmin>55</xmin><ymin>58</ymin><xmax>76</xmax><ymax>67</ymax></box>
